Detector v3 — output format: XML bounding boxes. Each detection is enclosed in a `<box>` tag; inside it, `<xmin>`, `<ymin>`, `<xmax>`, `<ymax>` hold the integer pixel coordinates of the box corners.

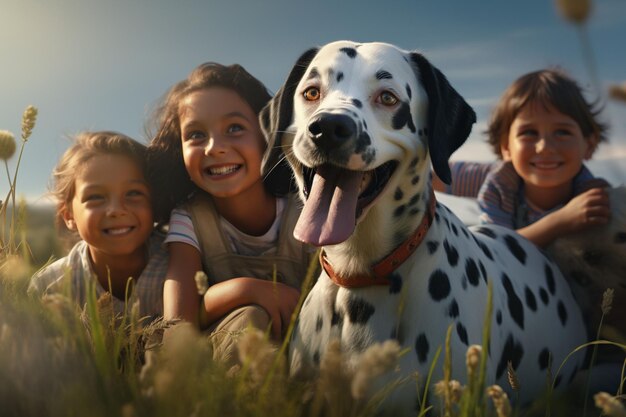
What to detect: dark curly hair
<box><xmin>147</xmin><ymin>62</ymin><xmax>287</xmax><ymax>224</ymax></box>
<box><xmin>486</xmin><ymin>68</ymin><xmax>608</xmax><ymax>158</ymax></box>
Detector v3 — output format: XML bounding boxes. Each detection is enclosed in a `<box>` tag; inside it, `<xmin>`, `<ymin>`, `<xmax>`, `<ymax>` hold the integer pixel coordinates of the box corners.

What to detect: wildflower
<box><xmin>601</xmin><ymin>288</ymin><xmax>614</xmax><ymax>315</ymax></box>
<box><xmin>466</xmin><ymin>344</ymin><xmax>482</xmax><ymax>378</ymax></box>
<box><xmin>0</xmin><ymin>130</ymin><xmax>16</xmax><ymax>160</ymax></box>
<box><xmin>486</xmin><ymin>385</ymin><xmax>512</xmax><ymax>417</ymax></box>
<box><xmin>506</xmin><ymin>361</ymin><xmax>521</xmax><ymax>391</ymax></box>
<box><xmin>351</xmin><ymin>340</ymin><xmax>401</xmax><ymax>400</ymax></box>
<box><xmin>21</xmin><ymin>105</ymin><xmax>38</xmax><ymax>141</ymax></box>
<box><xmin>609</xmin><ymin>82</ymin><xmax>626</xmax><ymax>103</ymax></box>
<box><xmin>594</xmin><ymin>392</ymin><xmax>626</xmax><ymax>417</ymax></box>
<box><xmin>434</xmin><ymin>380</ymin><xmax>463</xmax><ymax>404</ymax></box>
<box><xmin>194</xmin><ymin>270</ymin><xmax>209</xmax><ymax>295</ymax></box>
<box><xmin>555</xmin><ymin>0</ymin><xmax>591</xmax><ymax>24</ymax></box>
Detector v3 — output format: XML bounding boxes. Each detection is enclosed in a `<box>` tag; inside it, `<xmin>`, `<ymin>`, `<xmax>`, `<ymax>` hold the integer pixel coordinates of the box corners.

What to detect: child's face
<box><xmin>178</xmin><ymin>87</ymin><xmax>266</xmax><ymax>199</ymax></box>
<box><xmin>501</xmin><ymin>101</ymin><xmax>595</xmax><ymax>190</ymax></box>
<box><xmin>63</xmin><ymin>153</ymin><xmax>153</xmax><ymax>259</ymax></box>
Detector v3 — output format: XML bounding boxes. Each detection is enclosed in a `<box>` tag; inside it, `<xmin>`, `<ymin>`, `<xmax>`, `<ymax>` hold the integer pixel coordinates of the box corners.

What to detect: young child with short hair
<box><xmin>434</xmin><ymin>68</ymin><xmax>610</xmax><ymax>248</ymax></box>
<box><xmin>29</xmin><ymin>131</ymin><xmax>168</xmax><ymax>322</ymax></box>
<box><xmin>147</xmin><ymin>63</ymin><xmax>312</xmax><ymax>365</ymax></box>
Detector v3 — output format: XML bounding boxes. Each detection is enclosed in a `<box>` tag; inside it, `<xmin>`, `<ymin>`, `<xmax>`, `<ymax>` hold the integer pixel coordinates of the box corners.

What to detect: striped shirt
<box><xmin>28</xmin><ymin>231</ymin><xmax>168</xmax><ymax>322</ymax></box>
<box><xmin>448</xmin><ymin>161</ymin><xmax>598</xmax><ymax>229</ymax></box>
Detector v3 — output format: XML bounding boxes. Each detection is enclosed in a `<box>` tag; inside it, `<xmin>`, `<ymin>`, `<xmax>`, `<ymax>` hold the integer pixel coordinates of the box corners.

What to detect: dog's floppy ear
<box><xmin>410</xmin><ymin>53</ymin><xmax>476</xmax><ymax>185</ymax></box>
<box><xmin>261</xmin><ymin>47</ymin><xmax>319</xmax><ymax>193</ymax></box>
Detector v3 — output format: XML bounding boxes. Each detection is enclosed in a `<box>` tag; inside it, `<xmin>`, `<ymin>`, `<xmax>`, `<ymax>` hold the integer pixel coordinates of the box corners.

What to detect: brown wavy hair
<box><xmin>147</xmin><ymin>62</ymin><xmax>286</xmax><ymax>224</ymax></box>
<box><xmin>486</xmin><ymin>68</ymin><xmax>608</xmax><ymax>158</ymax></box>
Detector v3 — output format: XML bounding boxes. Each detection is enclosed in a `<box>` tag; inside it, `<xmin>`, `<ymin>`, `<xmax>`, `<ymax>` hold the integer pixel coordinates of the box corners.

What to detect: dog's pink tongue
<box><xmin>294</xmin><ymin>165</ymin><xmax>363</xmax><ymax>246</ymax></box>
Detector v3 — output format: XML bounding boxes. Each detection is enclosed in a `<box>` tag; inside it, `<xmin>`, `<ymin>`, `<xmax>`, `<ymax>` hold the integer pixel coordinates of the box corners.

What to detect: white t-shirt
<box><xmin>164</xmin><ymin>197</ymin><xmax>286</xmax><ymax>256</ymax></box>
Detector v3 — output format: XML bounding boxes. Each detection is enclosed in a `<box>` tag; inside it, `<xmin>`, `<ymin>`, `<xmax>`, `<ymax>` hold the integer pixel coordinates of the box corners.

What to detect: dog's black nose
<box><xmin>308</xmin><ymin>113</ymin><xmax>356</xmax><ymax>151</ymax></box>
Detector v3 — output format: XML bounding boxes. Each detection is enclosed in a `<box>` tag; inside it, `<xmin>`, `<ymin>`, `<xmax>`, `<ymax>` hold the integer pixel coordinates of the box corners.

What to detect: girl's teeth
<box><xmin>107</xmin><ymin>227</ymin><xmax>132</xmax><ymax>235</ymax></box>
<box><xmin>208</xmin><ymin>165</ymin><xmax>239</xmax><ymax>175</ymax></box>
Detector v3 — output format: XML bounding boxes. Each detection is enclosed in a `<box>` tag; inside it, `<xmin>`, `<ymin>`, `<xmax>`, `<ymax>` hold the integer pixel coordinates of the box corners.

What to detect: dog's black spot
<box><xmin>479</xmin><ymin>261</ymin><xmax>487</xmax><ymax>283</ymax></box>
<box><xmin>539</xmin><ymin>287</ymin><xmax>549</xmax><ymax>305</ymax></box>
<box><xmin>346</xmin><ymin>297</ymin><xmax>376</xmax><ymax>324</ymax></box>
<box><xmin>462</xmin><ymin>228</ymin><xmax>470</xmax><ymax>238</ymax></box>
<box><xmin>448</xmin><ymin>299</ymin><xmax>459</xmax><ymax>318</ymax></box>
<box><xmin>525</xmin><ymin>286</ymin><xmax>537</xmax><ymax>312</ymax></box>
<box><xmin>331</xmin><ymin>309</ymin><xmax>342</xmax><ymax>327</ymax></box>
<box><xmin>496</xmin><ymin>334</ymin><xmax>524</xmax><ymax>380</ymax></box>
<box><xmin>496</xmin><ymin>310</ymin><xmax>502</xmax><ymax>325</ymax></box>
<box><xmin>336</xmin><ymin>71</ymin><xmax>344</xmax><ymax>82</ymax></box>
<box><xmin>456</xmin><ymin>322</ymin><xmax>469</xmax><ymax>345</ymax></box>
<box><xmin>352</xmin><ymin>98</ymin><xmax>363</xmax><ymax>108</ymax></box>
<box><xmin>409</xmin><ymin>208</ymin><xmax>420</xmax><ymax>216</ymax></box>
<box><xmin>313</xmin><ymin>350</ymin><xmax>320</xmax><ymax>365</ymax></box>
<box><xmin>474</xmin><ymin>227</ymin><xmax>497</xmax><ymax>239</ymax></box>
<box><xmin>363</xmin><ymin>120</ymin><xmax>367</xmax><ymax>130</ymax></box>
<box><xmin>315</xmin><ymin>315</ymin><xmax>323</xmax><ymax>332</ymax></box>
<box><xmin>418</xmin><ymin>129</ymin><xmax>423</xmax><ymax>136</ymax></box>
<box><xmin>435</xmin><ymin>212</ymin><xmax>440</xmax><ymax>224</ymax></box>
<box><xmin>545</xmin><ymin>264</ymin><xmax>556</xmax><ymax>295</ymax></box>
<box><xmin>461</xmin><ymin>276</ymin><xmax>468</xmax><ymax>290</ymax></box>
<box><xmin>307</xmin><ymin>67</ymin><xmax>319</xmax><ymax>80</ymax></box>
<box><xmin>443</xmin><ymin>240</ymin><xmax>459</xmax><ymax>267</ymax></box>
<box><xmin>502</xmin><ymin>273</ymin><xmax>524</xmax><ymax>330</ymax></box>
<box><xmin>409</xmin><ymin>157</ymin><xmax>419</xmax><ymax>168</ymax></box>
<box><xmin>568</xmin><ymin>365</ymin><xmax>579</xmax><ymax>384</ymax></box>
<box><xmin>340</xmin><ymin>47</ymin><xmax>357</xmax><ymax>58</ymax></box>
<box><xmin>355</xmin><ymin>131</ymin><xmax>371</xmax><ymax>154</ymax></box>
<box><xmin>394</xmin><ymin>204</ymin><xmax>406</xmax><ymax>218</ymax></box>
<box><xmin>426</xmin><ymin>241</ymin><xmax>439</xmax><ymax>254</ymax></box>
<box><xmin>394</xmin><ymin>188</ymin><xmax>404</xmax><ymax>201</ymax></box>
<box><xmin>411</xmin><ymin>175</ymin><xmax>420</xmax><ymax>185</ymax></box>
<box><xmin>451</xmin><ymin>223</ymin><xmax>458</xmax><ymax>236</ymax></box>
<box><xmin>326</xmin><ymin>68</ymin><xmax>334</xmax><ymax>79</ymax></box>
<box><xmin>406</xmin><ymin>83</ymin><xmax>412</xmax><ymax>99</ymax></box>
<box><xmin>392</xmin><ymin>102</ymin><xmax>417</xmax><ymax>133</ymax></box>
<box><xmin>465</xmin><ymin>258</ymin><xmax>480</xmax><ymax>286</ymax></box>
<box><xmin>361</xmin><ymin>148</ymin><xmax>376</xmax><ymax>164</ymax></box>
<box><xmin>415</xmin><ymin>333</ymin><xmax>429</xmax><ymax>363</ymax></box>
<box><xmin>375</xmin><ymin>70</ymin><xmax>393</xmax><ymax>80</ymax></box>
<box><xmin>557</xmin><ymin>300</ymin><xmax>568</xmax><ymax>326</ymax></box>
<box><xmin>428</xmin><ymin>269</ymin><xmax>451</xmax><ymax>301</ymax></box>
<box><xmin>477</xmin><ymin>240</ymin><xmax>494</xmax><ymax>260</ymax></box>
<box><xmin>408</xmin><ymin>194</ymin><xmax>420</xmax><ymax>207</ymax></box>
<box><xmin>615</xmin><ymin>232</ymin><xmax>626</xmax><ymax>244</ymax></box>
<box><xmin>538</xmin><ymin>348</ymin><xmax>550</xmax><ymax>370</ymax></box>
<box><xmin>504</xmin><ymin>235</ymin><xmax>527</xmax><ymax>264</ymax></box>
<box><xmin>389</xmin><ymin>272</ymin><xmax>403</xmax><ymax>294</ymax></box>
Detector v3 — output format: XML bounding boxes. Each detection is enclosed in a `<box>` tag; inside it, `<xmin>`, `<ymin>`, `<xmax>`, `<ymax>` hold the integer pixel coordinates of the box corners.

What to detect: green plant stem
<box><xmin>583</xmin><ymin>312</ymin><xmax>606</xmax><ymax>417</ymax></box>
<box><xmin>7</xmin><ymin>140</ymin><xmax>27</xmax><ymax>254</ymax></box>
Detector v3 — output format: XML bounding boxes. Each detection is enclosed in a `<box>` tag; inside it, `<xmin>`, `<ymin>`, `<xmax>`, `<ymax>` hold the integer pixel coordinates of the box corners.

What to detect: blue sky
<box><xmin>2</xmin><ymin>0</ymin><xmax>625</xmax><ymax>202</ymax></box>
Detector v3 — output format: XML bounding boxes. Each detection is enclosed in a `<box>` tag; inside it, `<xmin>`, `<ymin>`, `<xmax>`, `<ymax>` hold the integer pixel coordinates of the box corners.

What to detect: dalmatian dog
<box><xmin>261</xmin><ymin>41</ymin><xmax>587</xmax><ymax>413</ymax></box>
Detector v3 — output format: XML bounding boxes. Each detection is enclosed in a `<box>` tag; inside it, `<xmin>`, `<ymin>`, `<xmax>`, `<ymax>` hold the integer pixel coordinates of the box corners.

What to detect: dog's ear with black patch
<box><xmin>261</xmin><ymin>48</ymin><xmax>319</xmax><ymax>194</ymax></box>
<box><xmin>410</xmin><ymin>53</ymin><xmax>476</xmax><ymax>185</ymax></box>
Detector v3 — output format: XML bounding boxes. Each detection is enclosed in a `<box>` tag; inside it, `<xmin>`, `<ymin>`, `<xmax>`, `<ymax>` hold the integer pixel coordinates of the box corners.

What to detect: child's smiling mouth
<box><xmin>104</xmin><ymin>226</ymin><xmax>135</xmax><ymax>236</ymax></box>
<box><xmin>531</xmin><ymin>161</ymin><xmax>563</xmax><ymax>170</ymax></box>
<box><xmin>205</xmin><ymin>164</ymin><xmax>242</xmax><ymax>177</ymax></box>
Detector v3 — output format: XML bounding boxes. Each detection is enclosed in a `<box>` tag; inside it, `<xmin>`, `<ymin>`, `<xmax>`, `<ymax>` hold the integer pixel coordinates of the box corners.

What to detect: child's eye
<box><xmin>83</xmin><ymin>194</ymin><xmax>104</xmax><ymax>203</ymax></box>
<box><xmin>518</xmin><ymin>129</ymin><xmax>538</xmax><ymax>140</ymax></box>
<box><xmin>554</xmin><ymin>129</ymin><xmax>574</xmax><ymax>139</ymax></box>
<box><xmin>227</xmin><ymin>124</ymin><xmax>245</xmax><ymax>134</ymax></box>
<box><xmin>185</xmin><ymin>131</ymin><xmax>206</xmax><ymax>141</ymax></box>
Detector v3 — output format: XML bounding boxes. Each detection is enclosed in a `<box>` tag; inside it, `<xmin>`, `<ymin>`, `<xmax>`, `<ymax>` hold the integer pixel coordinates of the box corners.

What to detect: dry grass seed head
<box><xmin>466</xmin><ymin>344</ymin><xmax>482</xmax><ymax>378</ymax></box>
<box><xmin>21</xmin><ymin>105</ymin><xmax>38</xmax><ymax>141</ymax></box>
<box><xmin>507</xmin><ymin>361</ymin><xmax>521</xmax><ymax>391</ymax></box>
<box><xmin>486</xmin><ymin>385</ymin><xmax>512</xmax><ymax>417</ymax></box>
<box><xmin>434</xmin><ymin>380</ymin><xmax>464</xmax><ymax>404</ymax></box>
<box><xmin>236</xmin><ymin>327</ymin><xmax>280</xmax><ymax>387</ymax></box>
<box><xmin>351</xmin><ymin>339</ymin><xmax>401</xmax><ymax>400</ymax></box>
<box><xmin>602</xmin><ymin>288</ymin><xmax>615</xmax><ymax>315</ymax></box>
<box><xmin>594</xmin><ymin>392</ymin><xmax>626</xmax><ymax>417</ymax></box>
<box><xmin>0</xmin><ymin>130</ymin><xmax>16</xmax><ymax>160</ymax></box>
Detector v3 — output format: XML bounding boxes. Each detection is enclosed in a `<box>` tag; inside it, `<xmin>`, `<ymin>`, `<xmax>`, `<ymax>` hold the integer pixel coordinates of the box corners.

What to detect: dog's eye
<box><xmin>303</xmin><ymin>87</ymin><xmax>321</xmax><ymax>101</ymax></box>
<box><xmin>377</xmin><ymin>91</ymin><xmax>399</xmax><ymax>106</ymax></box>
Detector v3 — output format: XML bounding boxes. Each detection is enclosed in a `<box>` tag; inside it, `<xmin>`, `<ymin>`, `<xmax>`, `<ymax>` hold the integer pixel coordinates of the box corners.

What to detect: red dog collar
<box><xmin>320</xmin><ymin>189</ymin><xmax>437</xmax><ymax>288</ymax></box>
